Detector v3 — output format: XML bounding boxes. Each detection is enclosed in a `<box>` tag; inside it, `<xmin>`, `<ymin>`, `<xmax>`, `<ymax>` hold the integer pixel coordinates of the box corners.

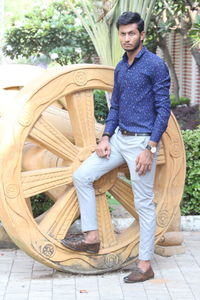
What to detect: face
<box><xmin>118</xmin><ymin>23</ymin><xmax>145</xmax><ymax>52</ymax></box>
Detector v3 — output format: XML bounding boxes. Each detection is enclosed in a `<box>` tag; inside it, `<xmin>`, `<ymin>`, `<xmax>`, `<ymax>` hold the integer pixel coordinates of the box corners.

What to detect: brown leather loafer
<box><xmin>61</xmin><ymin>238</ymin><xmax>100</xmax><ymax>254</ymax></box>
<box><xmin>122</xmin><ymin>259</ymin><xmax>140</xmax><ymax>271</ymax></box>
<box><xmin>63</xmin><ymin>233</ymin><xmax>84</xmax><ymax>242</ymax></box>
<box><xmin>124</xmin><ymin>266</ymin><xmax>154</xmax><ymax>283</ymax></box>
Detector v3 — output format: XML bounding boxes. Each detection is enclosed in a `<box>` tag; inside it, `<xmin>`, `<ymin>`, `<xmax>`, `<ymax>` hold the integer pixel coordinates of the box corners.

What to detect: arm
<box><xmin>136</xmin><ymin>60</ymin><xmax>171</xmax><ymax>175</ymax></box>
<box><xmin>150</xmin><ymin>61</ymin><xmax>171</xmax><ymax>143</ymax></box>
<box><xmin>103</xmin><ymin>68</ymin><xmax>120</xmax><ymax>137</ymax></box>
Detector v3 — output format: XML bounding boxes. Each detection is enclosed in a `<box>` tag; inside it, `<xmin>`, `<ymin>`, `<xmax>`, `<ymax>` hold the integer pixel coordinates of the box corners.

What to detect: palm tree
<box><xmin>67</xmin><ymin>0</ymin><xmax>156</xmax><ymax>66</ymax></box>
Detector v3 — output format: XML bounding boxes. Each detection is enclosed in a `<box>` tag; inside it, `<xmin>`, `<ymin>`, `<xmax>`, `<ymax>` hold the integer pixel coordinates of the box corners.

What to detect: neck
<box><xmin>127</xmin><ymin>44</ymin><xmax>143</xmax><ymax>64</ymax></box>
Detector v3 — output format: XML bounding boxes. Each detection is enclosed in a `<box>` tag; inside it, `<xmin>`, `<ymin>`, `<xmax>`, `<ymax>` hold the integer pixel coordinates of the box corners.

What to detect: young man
<box><xmin>61</xmin><ymin>12</ymin><xmax>171</xmax><ymax>283</ymax></box>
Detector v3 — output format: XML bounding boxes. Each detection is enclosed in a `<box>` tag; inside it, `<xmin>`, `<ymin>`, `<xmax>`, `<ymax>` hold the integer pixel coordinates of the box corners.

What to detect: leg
<box><xmin>73</xmin><ymin>134</ymin><xmax>125</xmax><ymax>233</ymax></box>
<box><xmin>61</xmin><ymin>132</ymin><xmax>125</xmax><ymax>251</ymax></box>
<box><xmin>115</xmin><ymin>131</ymin><xmax>158</xmax><ymax>281</ymax></box>
<box><xmin>129</xmin><ymin>158</ymin><xmax>157</xmax><ymax>263</ymax></box>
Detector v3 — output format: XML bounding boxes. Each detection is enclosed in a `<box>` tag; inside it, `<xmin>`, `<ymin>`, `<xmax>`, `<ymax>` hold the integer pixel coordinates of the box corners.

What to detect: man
<box><xmin>61</xmin><ymin>12</ymin><xmax>171</xmax><ymax>283</ymax></box>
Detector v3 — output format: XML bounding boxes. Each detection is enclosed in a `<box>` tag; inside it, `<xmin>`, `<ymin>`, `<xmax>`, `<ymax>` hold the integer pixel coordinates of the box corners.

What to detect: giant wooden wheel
<box><xmin>0</xmin><ymin>64</ymin><xmax>185</xmax><ymax>274</ymax></box>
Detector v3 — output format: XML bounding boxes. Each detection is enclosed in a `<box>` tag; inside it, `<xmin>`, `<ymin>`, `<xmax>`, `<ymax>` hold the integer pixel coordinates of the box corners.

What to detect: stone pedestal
<box><xmin>155</xmin><ymin>209</ymin><xmax>185</xmax><ymax>257</ymax></box>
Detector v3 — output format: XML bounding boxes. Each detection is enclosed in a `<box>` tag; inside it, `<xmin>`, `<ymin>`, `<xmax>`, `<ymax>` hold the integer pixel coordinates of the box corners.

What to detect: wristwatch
<box><xmin>146</xmin><ymin>144</ymin><xmax>157</xmax><ymax>153</ymax></box>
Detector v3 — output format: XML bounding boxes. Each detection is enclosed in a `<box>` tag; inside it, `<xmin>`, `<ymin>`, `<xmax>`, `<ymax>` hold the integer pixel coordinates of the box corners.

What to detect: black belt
<box><xmin>120</xmin><ymin>128</ymin><xmax>151</xmax><ymax>136</ymax></box>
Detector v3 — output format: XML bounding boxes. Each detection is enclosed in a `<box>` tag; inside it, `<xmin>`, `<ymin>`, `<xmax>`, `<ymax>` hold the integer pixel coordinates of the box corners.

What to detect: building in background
<box><xmin>158</xmin><ymin>31</ymin><xmax>200</xmax><ymax>105</ymax></box>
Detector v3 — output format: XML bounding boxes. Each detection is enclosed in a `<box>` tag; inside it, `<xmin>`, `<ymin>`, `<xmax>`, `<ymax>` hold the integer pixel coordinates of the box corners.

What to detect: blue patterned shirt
<box><xmin>104</xmin><ymin>47</ymin><xmax>171</xmax><ymax>142</ymax></box>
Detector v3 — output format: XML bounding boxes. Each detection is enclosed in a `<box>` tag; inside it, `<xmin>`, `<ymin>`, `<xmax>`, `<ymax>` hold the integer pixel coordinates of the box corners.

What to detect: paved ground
<box><xmin>0</xmin><ymin>232</ymin><xmax>200</xmax><ymax>300</ymax></box>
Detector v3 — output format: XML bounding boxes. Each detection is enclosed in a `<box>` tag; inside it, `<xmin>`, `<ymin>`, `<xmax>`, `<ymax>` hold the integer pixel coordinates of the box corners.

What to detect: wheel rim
<box><xmin>0</xmin><ymin>64</ymin><xmax>185</xmax><ymax>274</ymax></box>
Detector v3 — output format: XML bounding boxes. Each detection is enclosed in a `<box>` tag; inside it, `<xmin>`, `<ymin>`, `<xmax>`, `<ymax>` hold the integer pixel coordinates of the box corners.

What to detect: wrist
<box><xmin>102</xmin><ymin>132</ymin><xmax>110</xmax><ymax>141</ymax></box>
<box><xmin>101</xmin><ymin>135</ymin><xmax>110</xmax><ymax>142</ymax></box>
<box><xmin>148</xmin><ymin>140</ymin><xmax>157</xmax><ymax>147</ymax></box>
<box><xmin>102</xmin><ymin>132</ymin><xmax>111</xmax><ymax>138</ymax></box>
<box><xmin>146</xmin><ymin>144</ymin><xmax>157</xmax><ymax>154</ymax></box>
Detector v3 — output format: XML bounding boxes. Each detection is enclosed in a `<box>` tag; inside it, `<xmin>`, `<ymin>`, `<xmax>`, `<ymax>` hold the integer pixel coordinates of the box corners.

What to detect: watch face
<box><xmin>146</xmin><ymin>145</ymin><xmax>157</xmax><ymax>153</ymax></box>
<box><xmin>151</xmin><ymin>147</ymin><xmax>156</xmax><ymax>153</ymax></box>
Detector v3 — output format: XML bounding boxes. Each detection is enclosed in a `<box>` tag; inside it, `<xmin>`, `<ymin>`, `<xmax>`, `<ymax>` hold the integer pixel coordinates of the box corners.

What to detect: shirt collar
<box><xmin>122</xmin><ymin>46</ymin><xmax>146</xmax><ymax>62</ymax></box>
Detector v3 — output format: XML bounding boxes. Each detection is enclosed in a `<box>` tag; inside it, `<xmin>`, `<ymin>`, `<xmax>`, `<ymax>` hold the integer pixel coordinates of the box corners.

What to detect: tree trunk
<box><xmin>180</xmin><ymin>34</ymin><xmax>200</xmax><ymax>76</ymax></box>
<box><xmin>158</xmin><ymin>35</ymin><xmax>180</xmax><ymax>101</ymax></box>
<box><xmin>178</xmin><ymin>14</ymin><xmax>200</xmax><ymax>75</ymax></box>
<box><xmin>105</xmin><ymin>91</ymin><xmax>112</xmax><ymax>108</ymax></box>
<box><xmin>189</xmin><ymin>46</ymin><xmax>200</xmax><ymax>75</ymax></box>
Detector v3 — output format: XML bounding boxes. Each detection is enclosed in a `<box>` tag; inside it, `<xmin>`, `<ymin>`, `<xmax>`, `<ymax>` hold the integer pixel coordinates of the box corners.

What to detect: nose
<box><xmin>125</xmin><ymin>34</ymin><xmax>130</xmax><ymax>42</ymax></box>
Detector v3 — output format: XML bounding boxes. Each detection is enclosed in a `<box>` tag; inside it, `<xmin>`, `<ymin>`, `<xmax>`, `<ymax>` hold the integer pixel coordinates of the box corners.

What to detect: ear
<box><xmin>140</xmin><ymin>31</ymin><xmax>145</xmax><ymax>42</ymax></box>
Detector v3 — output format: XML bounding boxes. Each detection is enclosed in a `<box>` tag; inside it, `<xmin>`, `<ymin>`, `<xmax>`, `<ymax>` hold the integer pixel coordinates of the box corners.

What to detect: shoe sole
<box><xmin>61</xmin><ymin>240</ymin><xmax>99</xmax><ymax>254</ymax></box>
<box><xmin>124</xmin><ymin>275</ymin><xmax>154</xmax><ymax>283</ymax></box>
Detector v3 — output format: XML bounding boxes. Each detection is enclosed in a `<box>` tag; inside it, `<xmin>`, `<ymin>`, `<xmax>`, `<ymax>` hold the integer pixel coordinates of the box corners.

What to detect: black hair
<box><xmin>116</xmin><ymin>12</ymin><xmax>144</xmax><ymax>32</ymax></box>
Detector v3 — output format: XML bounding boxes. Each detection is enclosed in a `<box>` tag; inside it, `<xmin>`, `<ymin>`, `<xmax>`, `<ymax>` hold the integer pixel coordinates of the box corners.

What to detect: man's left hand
<box><xmin>136</xmin><ymin>150</ymin><xmax>153</xmax><ymax>176</ymax></box>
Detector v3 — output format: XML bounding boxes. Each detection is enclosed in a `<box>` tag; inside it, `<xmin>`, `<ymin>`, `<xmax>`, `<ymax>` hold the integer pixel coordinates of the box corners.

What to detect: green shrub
<box><xmin>94</xmin><ymin>90</ymin><xmax>108</xmax><ymax>124</ymax></box>
<box><xmin>181</xmin><ymin>127</ymin><xmax>200</xmax><ymax>215</ymax></box>
<box><xmin>31</xmin><ymin>193</ymin><xmax>54</xmax><ymax>218</ymax></box>
<box><xmin>3</xmin><ymin>0</ymin><xmax>96</xmax><ymax>65</ymax></box>
<box><xmin>170</xmin><ymin>95</ymin><xmax>190</xmax><ymax>108</ymax></box>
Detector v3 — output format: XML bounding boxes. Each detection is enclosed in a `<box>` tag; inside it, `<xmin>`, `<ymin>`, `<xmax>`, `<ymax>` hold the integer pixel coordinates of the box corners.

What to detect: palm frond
<box><xmin>69</xmin><ymin>0</ymin><xmax>156</xmax><ymax>66</ymax></box>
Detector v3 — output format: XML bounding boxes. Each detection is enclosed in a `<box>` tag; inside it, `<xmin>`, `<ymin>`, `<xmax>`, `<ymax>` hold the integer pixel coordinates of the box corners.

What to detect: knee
<box><xmin>72</xmin><ymin>167</ymin><xmax>94</xmax><ymax>186</ymax></box>
<box><xmin>72</xmin><ymin>168</ymin><xmax>84</xmax><ymax>185</ymax></box>
<box><xmin>134</xmin><ymin>196</ymin><xmax>155</xmax><ymax>215</ymax></box>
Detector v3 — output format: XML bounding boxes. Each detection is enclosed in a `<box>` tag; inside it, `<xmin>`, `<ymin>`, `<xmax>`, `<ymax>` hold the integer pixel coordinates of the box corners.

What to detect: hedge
<box><xmin>180</xmin><ymin>127</ymin><xmax>200</xmax><ymax>215</ymax></box>
<box><xmin>170</xmin><ymin>95</ymin><xmax>190</xmax><ymax>108</ymax></box>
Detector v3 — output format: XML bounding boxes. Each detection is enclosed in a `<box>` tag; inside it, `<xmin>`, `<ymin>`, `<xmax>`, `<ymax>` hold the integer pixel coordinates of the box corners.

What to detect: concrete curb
<box><xmin>115</xmin><ymin>216</ymin><xmax>200</xmax><ymax>231</ymax></box>
<box><xmin>181</xmin><ymin>215</ymin><xmax>200</xmax><ymax>231</ymax></box>
<box><xmin>113</xmin><ymin>216</ymin><xmax>200</xmax><ymax>231</ymax></box>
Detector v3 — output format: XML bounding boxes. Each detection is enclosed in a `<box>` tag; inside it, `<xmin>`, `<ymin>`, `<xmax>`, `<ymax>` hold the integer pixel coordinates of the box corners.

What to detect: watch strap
<box><xmin>102</xmin><ymin>132</ymin><xmax>111</xmax><ymax>137</ymax></box>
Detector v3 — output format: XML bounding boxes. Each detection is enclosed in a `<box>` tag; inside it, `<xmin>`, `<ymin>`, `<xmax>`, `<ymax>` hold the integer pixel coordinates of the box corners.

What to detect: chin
<box><xmin>125</xmin><ymin>48</ymin><xmax>135</xmax><ymax>52</ymax></box>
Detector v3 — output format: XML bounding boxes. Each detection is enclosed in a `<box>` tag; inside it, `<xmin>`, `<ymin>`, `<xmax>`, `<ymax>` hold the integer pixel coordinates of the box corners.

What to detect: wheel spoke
<box><xmin>109</xmin><ymin>177</ymin><xmax>138</xmax><ymax>220</ymax></box>
<box><xmin>39</xmin><ymin>187</ymin><xmax>79</xmax><ymax>240</ymax></box>
<box><xmin>29</xmin><ymin>115</ymin><xmax>79</xmax><ymax>161</ymax></box>
<box><xmin>65</xmin><ymin>90</ymin><xmax>96</xmax><ymax>147</ymax></box>
<box><xmin>22</xmin><ymin>167</ymin><xmax>72</xmax><ymax>198</ymax></box>
<box><xmin>96</xmin><ymin>193</ymin><xmax>117</xmax><ymax>248</ymax></box>
<box><xmin>25</xmin><ymin>197</ymin><xmax>33</xmax><ymax>216</ymax></box>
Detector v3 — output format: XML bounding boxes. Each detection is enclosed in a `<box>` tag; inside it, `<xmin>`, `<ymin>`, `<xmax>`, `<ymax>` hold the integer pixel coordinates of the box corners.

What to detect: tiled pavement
<box><xmin>0</xmin><ymin>232</ymin><xmax>200</xmax><ymax>300</ymax></box>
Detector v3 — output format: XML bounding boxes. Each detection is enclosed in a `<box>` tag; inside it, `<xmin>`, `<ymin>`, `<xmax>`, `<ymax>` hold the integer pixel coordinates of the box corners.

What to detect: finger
<box><xmin>97</xmin><ymin>148</ymin><xmax>104</xmax><ymax>157</ymax></box>
<box><xmin>106</xmin><ymin>147</ymin><xmax>111</xmax><ymax>159</ymax></box>
<box><xmin>138</xmin><ymin>168</ymin><xmax>144</xmax><ymax>176</ymax></box>
<box><xmin>136</xmin><ymin>162</ymin><xmax>141</xmax><ymax>172</ymax></box>
<box><xmin>96</xmin><ymin>148</ymin><xmax>103</xmax><ymax>157</ymax></box>
<box><xmin>135</xmin><ymin>156</ymin><xmax>139</xmax><ymax>165</ymax></box>
<box><xmin>138</xmin><ymin>165</ymin><xmax>145</xmax><ymax>176</ymax></box>
<box><xmin>142</xmin><ymin>165</ymin><xmax>148</xmax><ymax>176</ymax></box>
<box><xmin>96</xmin><ymin>148</ymin><xmax>100</xmax><ymax>157</ymax></box>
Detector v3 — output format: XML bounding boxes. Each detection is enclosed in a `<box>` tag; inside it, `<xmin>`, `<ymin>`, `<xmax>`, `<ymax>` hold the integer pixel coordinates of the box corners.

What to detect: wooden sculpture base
<box><xmin>155</xmin><ymin>209</ymin><xmax>185</xmax><ymax>256</ymax></box>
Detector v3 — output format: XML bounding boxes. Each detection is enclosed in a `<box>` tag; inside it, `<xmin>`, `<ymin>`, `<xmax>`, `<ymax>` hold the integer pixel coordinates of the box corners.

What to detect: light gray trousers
<box><xmin>73</xmin><ymin>127</ymin><xmax>158</xmax><ymax>260</ymax></box>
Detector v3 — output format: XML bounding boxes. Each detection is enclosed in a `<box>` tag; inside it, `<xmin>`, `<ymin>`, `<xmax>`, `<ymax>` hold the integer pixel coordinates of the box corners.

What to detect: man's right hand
<box><xmin>96</xmin><ymin>136</ymin><xmax>111</xmax><ymax>159</ymax></box>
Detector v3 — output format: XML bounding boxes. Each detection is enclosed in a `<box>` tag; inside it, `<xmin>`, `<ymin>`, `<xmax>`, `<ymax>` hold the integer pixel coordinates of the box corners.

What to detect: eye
<box><xmin>129</xmin><ymin>32</ymin><xmax>135</xmax><ymax>37</ymax></box>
